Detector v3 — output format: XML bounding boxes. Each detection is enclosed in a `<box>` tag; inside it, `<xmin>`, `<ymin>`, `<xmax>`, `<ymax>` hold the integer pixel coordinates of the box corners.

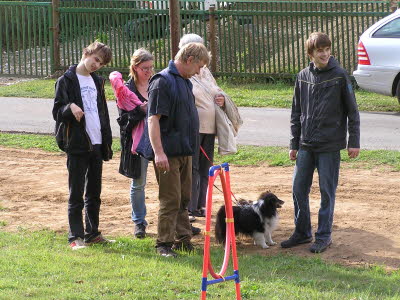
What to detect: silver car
<box><xmin>353</xmin><ymin>9</ymin><xmax>400</xmax><ymax>104</ymax></box>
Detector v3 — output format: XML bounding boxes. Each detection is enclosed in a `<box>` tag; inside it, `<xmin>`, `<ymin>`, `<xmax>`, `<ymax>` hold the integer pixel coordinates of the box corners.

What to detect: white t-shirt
<box><xmin>77</xmin><ymin>73</ymin><xmax>102</xmax><ymax>145</ymax></box>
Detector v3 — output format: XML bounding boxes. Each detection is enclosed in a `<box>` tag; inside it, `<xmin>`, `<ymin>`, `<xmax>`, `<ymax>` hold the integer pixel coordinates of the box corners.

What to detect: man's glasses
<box><xmin>137</xmin><ymin>66</ymin><xmax>154</xmax><ymax>72</ymax></box>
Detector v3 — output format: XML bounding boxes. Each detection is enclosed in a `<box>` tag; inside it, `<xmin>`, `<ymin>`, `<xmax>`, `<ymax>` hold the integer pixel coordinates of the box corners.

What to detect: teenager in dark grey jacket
<box><xmin>52</xmin><ymin>41</ymin><xmax>113</xmax><ymax>250</ymax></box>
<box><xmin>281</xmin><ymin>32</ymin><xmax>360</xmax><ymax>253</ymax></box>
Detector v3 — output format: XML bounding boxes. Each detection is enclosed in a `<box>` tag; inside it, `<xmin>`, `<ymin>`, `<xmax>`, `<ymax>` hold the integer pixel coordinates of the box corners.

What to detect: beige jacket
<box><xmin>215</xmin><ymin>93</ymin><xmax>243</xmax><ymax>155</ymax></box>
<box><xmin>190</xmin><ymin>67</ymin><xmax>219</xmax><ymax>134</ymax></box>
<box><xmin>190</xmin><ymin>67</ymin><xmax>243</xmax><ymax>155</ymax></box>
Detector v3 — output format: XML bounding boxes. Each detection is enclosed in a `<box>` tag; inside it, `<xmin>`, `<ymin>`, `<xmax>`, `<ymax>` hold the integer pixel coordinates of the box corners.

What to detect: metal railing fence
<box><xmin>0</xmin><ymin>1</ymin><xmax>53</xmax><ymax>77</ymax></box>
<box><xmin>0</xmin><ymin>0</ymin><xmax>397</xmax><ymax>78</ymax></box>
<box><xmin>57</xmin><ymin>0</ymin><xmax>208</xmax><ymax>75</ymax></box>
<box><xmin>213</xmin><ymin>0</ymin><xmax>393</xmax><ymax>78</ymax></box>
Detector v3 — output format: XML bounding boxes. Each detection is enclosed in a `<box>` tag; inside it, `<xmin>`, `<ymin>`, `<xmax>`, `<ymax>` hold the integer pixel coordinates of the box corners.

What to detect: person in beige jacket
<box><xmin>179</xmin><ymin>34</ymin><xmax>242</xmax><ymax>219</ymax></box>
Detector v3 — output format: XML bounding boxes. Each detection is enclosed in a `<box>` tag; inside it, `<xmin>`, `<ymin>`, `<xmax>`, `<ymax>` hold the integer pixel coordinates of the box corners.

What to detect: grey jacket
<box><xmin>290</xmin><ymin>57</ymin><xmax>360</xmax><ymax>152</ymax></box>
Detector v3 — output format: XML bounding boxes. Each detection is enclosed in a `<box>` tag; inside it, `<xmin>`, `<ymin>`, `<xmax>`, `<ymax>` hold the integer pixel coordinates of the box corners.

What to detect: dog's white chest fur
<box><xmin>253</xmin><ymin>215</ymin><xmax>279</xmax><ymax>249</ymax></box>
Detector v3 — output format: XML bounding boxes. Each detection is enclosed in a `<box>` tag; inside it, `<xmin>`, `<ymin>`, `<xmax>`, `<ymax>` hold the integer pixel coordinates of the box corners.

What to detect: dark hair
<box><xmin>306</xmin><ymin>32</ymin><xmax>332</xmax><ymax>56</ymax></box>
<box><xmin>82</xmin><ymin>41</ymin><xmax>112</xmax><ymax>65</ymax></box>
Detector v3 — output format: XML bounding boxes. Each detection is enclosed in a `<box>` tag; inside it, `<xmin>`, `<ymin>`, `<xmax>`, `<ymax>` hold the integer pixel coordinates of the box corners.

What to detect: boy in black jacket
<box><xmin>281</xmin><ymin>32</ymin><xmax>360</xmax><ymax>253</ymax></box>
<box><xmin>52</xmin><ymin>41</ymin><xmax>113</xmax><ymax>250</ymax></box>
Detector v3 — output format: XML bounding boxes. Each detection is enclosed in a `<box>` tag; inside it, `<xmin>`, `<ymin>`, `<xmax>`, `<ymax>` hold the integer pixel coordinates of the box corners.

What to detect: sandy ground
<box><xmin>0</xmin><ymin>146</ymin><xmax>399</xmax><ymax>270</ymax></box>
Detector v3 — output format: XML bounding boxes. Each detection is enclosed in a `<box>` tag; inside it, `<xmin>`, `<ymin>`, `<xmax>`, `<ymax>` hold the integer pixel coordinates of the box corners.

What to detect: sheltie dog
<box><xmin>215</xmin><ymin>191</ymin><xmax>284</xmax><ymax>249</ymax></box>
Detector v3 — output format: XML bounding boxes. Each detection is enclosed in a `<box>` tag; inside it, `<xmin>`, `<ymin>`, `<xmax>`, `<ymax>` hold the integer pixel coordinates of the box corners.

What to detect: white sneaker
<box><xmin>70</xmin><ymin>237</ymin><xmax>86</xmax><ymax>250</ymax></box>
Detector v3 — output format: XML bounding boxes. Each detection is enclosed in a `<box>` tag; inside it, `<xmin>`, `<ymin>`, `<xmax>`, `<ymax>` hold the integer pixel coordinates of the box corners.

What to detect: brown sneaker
<box><xmin>85</xmin><ymin>234</ymin><xmax>115</xmax><ymax>246</ymax></box>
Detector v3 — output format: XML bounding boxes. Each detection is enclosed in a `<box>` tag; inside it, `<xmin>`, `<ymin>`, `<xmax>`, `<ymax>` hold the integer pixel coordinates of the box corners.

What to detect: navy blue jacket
<box><xmin>137</xmin><ymin>60</ymin><xmax>199</xmax><ymax>159</ymax></box>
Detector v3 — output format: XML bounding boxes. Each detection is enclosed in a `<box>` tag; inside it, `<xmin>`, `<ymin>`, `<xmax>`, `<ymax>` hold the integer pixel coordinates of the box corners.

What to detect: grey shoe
<box><xmin>134</xmin><ymin>224</ymin><xmax>146</xmax><ymax>239</ymax></box>
<box><xmin>281</xmin><ymin>234</ymin><xmax>313</xmax><ymax>248</ymax></box>
<box><xmin>156</xmin><ymin>245</ymin><xmax>178</xmax><ymax>258</ymax></box>
<box><xmin>172</xmin><ymin>241</ymin><xmax>195</xmax><ymax>253</ymax></box>
<box><xmin>309</xmin><ymin>239</ymin><xmax>332</xmax><ymax>253</ymax></box>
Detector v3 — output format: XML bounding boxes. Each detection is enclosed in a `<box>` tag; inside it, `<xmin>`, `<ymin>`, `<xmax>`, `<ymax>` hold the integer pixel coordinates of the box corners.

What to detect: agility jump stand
<box><xmin>201</xmin><ymin>163</ymin><xmax>241</xmax><ymax>300</ymax></box>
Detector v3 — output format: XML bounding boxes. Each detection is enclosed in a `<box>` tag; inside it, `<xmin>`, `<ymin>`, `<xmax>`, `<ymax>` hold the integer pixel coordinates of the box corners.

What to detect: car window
<box><xmin>373</xmin><ymin>17</ymin><xmax>400</xmax><ymax>38</ymax></box>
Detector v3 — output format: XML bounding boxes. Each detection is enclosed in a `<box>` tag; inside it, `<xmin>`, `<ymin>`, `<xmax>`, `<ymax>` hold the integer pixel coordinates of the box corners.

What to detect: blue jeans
<box><xmin>130</xmin><ymin>156</ymin><xmax>148</xmax><ymax>226</ymax></box>
<box><xmin>292</xmin><ymin>149</ymin><xmax>340</xmax><ymax>241</ymax></box>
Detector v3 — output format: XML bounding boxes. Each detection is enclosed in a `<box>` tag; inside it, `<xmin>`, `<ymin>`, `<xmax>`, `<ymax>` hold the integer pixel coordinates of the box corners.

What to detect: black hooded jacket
<box><xmin>117</xmin><ymin>78</ymin><xmax>146</xmax><ymax>178</ymax></box>
<box><xmin>52</xmin><ymin>65</ymin><xmax>113</xmax><ymax>160</ymax></box>
<box><xmin>290</xmin><ymin>57</ymin><xmax>360</xmax><ymax>152</ymax></box>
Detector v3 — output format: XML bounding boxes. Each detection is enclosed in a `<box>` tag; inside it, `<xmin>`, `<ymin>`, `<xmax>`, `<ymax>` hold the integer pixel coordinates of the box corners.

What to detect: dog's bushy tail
<box><xmin>215</xmin><ymin>205</ymin><xmax>226</xmax><ymax>244</ymax></box>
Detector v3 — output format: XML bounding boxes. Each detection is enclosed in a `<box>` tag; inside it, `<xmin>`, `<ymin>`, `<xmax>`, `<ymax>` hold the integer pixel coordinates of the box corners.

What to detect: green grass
<box><xmin>1</xmin><ymin>132</ymin><xmax>399</xmax><ymax>171</ymax></box>
<box><xmin>0</xmin><ymin>79</ymin><xmax>58</xmax><ymax>99</ymax></box>
<box><xmin>0</xmin><ymin>230</ymin><xmax>399</xmax><ymax>299</ymax></box>
<box><xmin>1</xmin><ymin>79</ymin><xmax>399</xmax><ymax>112</ymax></box>
<box><xmin>0</xmin><ymin>132</ymin><xmax>61</xmax><ymax>152</ymax></box>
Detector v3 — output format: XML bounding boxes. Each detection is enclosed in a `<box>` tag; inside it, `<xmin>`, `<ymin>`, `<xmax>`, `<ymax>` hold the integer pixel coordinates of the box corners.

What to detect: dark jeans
<box><xmin>189</xmin><ymin>133</ymin><xmax>215</xmax><ymax>212</ymax></box>
<box><xmin>292</xmin><ymin>149</ymin><xmax>340</xmax><ymax>242</ymax></box>
<box><xmin>67</xmin><ymin>144</ymin><xmax>103</xmax><ymax>243</ymax></box>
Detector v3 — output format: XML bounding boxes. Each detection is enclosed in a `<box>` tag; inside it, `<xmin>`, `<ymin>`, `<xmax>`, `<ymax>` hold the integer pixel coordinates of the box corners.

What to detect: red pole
<box><xmin>223</xmin><ymin>170</ymin><xmax>241</xmax><ymax>300</ymax></box>
<box><xmin>200</xmin><ymin>164</ymin><xmax>241</xmax><ymax>299</ymax></box>
<box><xmin>201</xmin><ymin>168</ymin><xmax>220</xmax><ymax>300</ymax></box>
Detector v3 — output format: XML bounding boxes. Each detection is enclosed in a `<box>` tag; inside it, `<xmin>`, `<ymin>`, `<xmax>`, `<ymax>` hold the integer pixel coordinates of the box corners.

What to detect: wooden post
<box><xmin>391</xmin><ymin>0</ymin><xmax>397</xmax><ymax>12</ymax></box>
<box><xmin>169</xmin><ymin>0</ymin><xmax>180</xmax><ymax>59</ymax></box>
<box><xmin>209</xmin><ymin>5</ymin><xmax>217</xmax><ymax>73</ymax></box>
<box><xmin>52</xmin><ymin>0</ymin><xmax>60</xmax><ymax>73</ymax></box>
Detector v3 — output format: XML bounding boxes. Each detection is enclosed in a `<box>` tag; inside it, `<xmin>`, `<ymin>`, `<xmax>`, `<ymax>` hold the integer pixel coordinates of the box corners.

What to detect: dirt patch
<box><xmin>1</xmin><ymin>146</ymin><xmax>399</xmax><ymax>270</ymax></box>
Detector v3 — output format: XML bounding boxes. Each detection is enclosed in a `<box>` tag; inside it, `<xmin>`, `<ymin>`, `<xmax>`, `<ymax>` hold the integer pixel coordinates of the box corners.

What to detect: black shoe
<box><xmin>172</xmin><ymin>241</ymin><xmax>195</xmax><ymax>253</ymax></box>
<box><xmin>156</xmin><ymin>245</ymin><xmax>178</xmax><ymax>258</ymax></box>
<box><xmin>280</xmin><ymin>234</ymin><xmax>313</xmax><ymax>248</ymax></box>
<box><xmin>309</xmin><ymin>239</ymin><xmax>332</xmax><ymax>253</ymax></box>
<box><xmin>191</xmin><ymin>225</ymin><xmax>201</xmax><ymax>236</ymax></box>
<box><xmin>192</xmin><ymin>209</ymin><xmax>206</xmax><ymax>218</ymax></box>
<box><xmin>134</xmin><ymin>224</ymin><xmax>146</xmax><ymax>239</ymax></box>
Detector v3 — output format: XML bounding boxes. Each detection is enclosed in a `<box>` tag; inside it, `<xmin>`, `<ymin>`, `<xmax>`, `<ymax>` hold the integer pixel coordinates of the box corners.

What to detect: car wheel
<box><xmin>397</xmin><ymin>80</ymin><xmax>400</xmax><ymax>105</ymax></box>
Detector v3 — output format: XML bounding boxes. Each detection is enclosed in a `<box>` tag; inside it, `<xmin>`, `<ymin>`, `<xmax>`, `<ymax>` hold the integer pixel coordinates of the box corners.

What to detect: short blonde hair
<box><xmin>82</xmin><ymin>41</ymin><xmax>112</xmax><ymax>65</ymax></box>
<box><xmin>175</xmin><ymin>42</ymin><xmax>210</xmax><ymax>65</ymax></box>
<box><xmin>306</xmin><ymin>32</ymin><xmax>332</xmax><ymax>56</ymax></box>
<box><xmin>129</xmin><ymin>48</ymin><xmax>154</xmax><ymax>84</ymax></box>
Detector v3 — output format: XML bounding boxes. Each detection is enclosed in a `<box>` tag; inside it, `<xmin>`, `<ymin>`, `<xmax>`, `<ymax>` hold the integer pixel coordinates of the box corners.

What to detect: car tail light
<box><xmin>357</xmin><ymin>41</ymin><xmax>371</xmax><ymax>65</ymax></box>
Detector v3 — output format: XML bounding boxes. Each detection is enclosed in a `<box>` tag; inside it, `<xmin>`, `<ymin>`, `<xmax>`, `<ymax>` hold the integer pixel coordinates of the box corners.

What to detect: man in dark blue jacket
<box><xmin>281</xmin><ymin>32</ymin><xmax>360</xmax><ymax>253</ymax></box>
<box><xmin>139</xmin><ymin>42</ymin><xmax>210</xmax><ymax>257</ymax></box>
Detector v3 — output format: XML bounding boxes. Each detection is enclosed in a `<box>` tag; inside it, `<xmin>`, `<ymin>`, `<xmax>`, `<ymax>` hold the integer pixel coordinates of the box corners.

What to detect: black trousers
<box><xmin>67</xmin><ymin>145</ymin><xmax>103</xmax><ymax>243</ymax></box>
<box><xmin>189</xmin><ymin>133</ymin><xmax>215</xmax><ymax>212</ymax></box>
